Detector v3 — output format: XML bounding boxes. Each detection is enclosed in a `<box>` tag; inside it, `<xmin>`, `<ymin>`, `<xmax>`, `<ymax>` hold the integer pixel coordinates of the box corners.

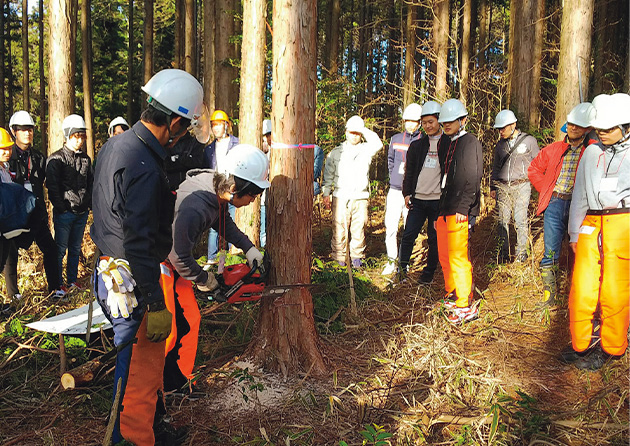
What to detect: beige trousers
<box><xmin>331</xmin><ymin>197</ymin><xmax>368</xmax><ymax>262</ymax></box>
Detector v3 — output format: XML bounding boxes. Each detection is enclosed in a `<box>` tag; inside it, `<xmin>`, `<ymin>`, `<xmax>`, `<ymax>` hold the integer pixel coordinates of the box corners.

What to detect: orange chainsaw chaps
<box><xmin>436</xmin><ymin>215</ymin><xmax>473</xmax><ymax>308</ymax></box>
<box><xmin>569</xmin><ymin>213</ymin><xmax>630</xmax><ymax>356</ymax></box>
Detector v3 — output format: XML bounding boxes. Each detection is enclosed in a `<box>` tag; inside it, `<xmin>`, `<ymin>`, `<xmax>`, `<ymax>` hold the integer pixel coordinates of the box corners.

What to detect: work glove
<box><xmin>196</xmin><ymin>272</ymin><xmax>219</xmax><ymax>292</ymax></box>
<box><xmin>246</xmin><ymin>247</ymin><xmax>264</xmax><ymax>273</ymax></box>
<box><xmin>98</xmin><ymin>258</ymin><xmax>138</xmax><ymax>318</ymax></box>
<box><xmin>146</xmin><ymin>305</ymin><xmax>172</xmax><ymax>343</ymax></box>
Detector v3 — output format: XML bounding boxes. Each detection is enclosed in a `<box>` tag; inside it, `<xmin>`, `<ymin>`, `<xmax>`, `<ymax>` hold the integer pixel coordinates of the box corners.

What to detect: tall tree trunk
<box><xmin>0</xmin><ymin>0</ymin><xmax>5</xmax><ymax>127</ymax></box>
<box><xmin>357</xmin><ymin>3</ymin><xmax>367</xmax><ymax>104</ymax></box>
<box><xmin>403</xmin><ymin>1</ymin><xmax>416</xmax><ymax>107</ymax></box>
<box><xmin>21</xmin><ymin>0</ymin><xmax>29</xmax><ymax>111</ymax></box>
<box><xmin>81</xmin><ymin>0</ymin><xmax>94</xmax><ymax>159</ymax></box>
<box><xmin>326</xmin><ymin>0</ymin><xmax>340</xmax><ymax>75</ymax></box>
<box><xmin>555</xmin><ymin>0</ymin><xmax>594</xmax><ymax>138</ymax></box>
<box><xmin>70</xmin><ymin>0</ymin><xmax>78</xmax><ymax>111</ymax></box>
<box><xmin>174</xmin><ymin>0</ymin><xmax>183</xmax><ymax>68</ymax></box>
<box><xmin>7</xmin><ymin>0</ymin><xmax>13</xmax><ymax>117</ymax></box>
<box><xmin>215</xmin><ymin>0</ymin><xmax>237</xmax><ymax>116</ymax></box>
<box><xmin>528</xmin><ymin>0</ymin><xmax>544</xmax><ymax>128</ymax></box>
<box><xmin>203</xmin><ymin>0</ymin><xmax>216</xmax><ymax>110</ymax></box>
<box><xmin>48</xmin><ymin>0</ymin><xmax>74</xmax><ymax>154</ymax></box>
<box><xmin>184</xmin><ymin>0</ymin><xmax>195</xmax><ymax>74</ymax></box>
<box><xmin>39</xmin><ymin>0</ymin><xmax>45</xmax><ymax>152</ymax></box>
<box><xmin>235</xmin><ymin>0</ymin><xmax>266</xmax><ymax>245</ymax></box>
<box><xmin>478</xmin><ymin>0</ymin><xmax>488</xmax><ymax>69</ymax></box>
<box><xmin>460</xmin><ymin>0</ymin><xmax>471</xmax><ymax>103</ymax></box>
<box><xmin>143</xmin><ymin>0</ymin><xmax>154</xmax><ymax>83</ymax></box>
<box><xmin>127</xmin><ymin>0</ymin><xmax>134</xmax><ymax>123</ymax></box>
<box><xmin>247</xmin><ymin>0</ymin><xmax>325</xmax><ymax>378</ymax></box>
<box><xmin>432</xmin><ymin>0</ymin><xmax>449</xmax><ymax>100</ymax></box>
<box><xmin>385</xmin><ymin>0</ymin><xmax>397</xmax><ymax>125</ymax></box>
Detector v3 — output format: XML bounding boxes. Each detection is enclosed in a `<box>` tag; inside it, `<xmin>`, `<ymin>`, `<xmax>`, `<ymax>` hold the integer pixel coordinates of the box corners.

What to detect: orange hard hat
<box><xmin>210</xmin><ymin>110</ymin><xmax>230</xmax><ymax>122</ymax></box>
<box><xmin>0</xmin><ymin>128</ymin><xmax>14</xmax><ymax>149</ymax></box>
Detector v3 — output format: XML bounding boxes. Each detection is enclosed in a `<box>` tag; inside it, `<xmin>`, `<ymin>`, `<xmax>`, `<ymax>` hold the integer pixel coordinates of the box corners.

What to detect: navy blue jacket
<box><xmin>91</xmin><ymin>122</ymin><xmax>175</xmax><ymax>306</ymax></box>
<box><xmin>387</xmin><ymin>130</ymin><xmax>421</xmax><ymax>190</ymax></box>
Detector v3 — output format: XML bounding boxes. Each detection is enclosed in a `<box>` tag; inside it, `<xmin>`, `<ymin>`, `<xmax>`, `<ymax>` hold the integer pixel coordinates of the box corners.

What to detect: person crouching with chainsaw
<box><xmin>163</xmin><ymin>143</ymin><xmax>269</xmax><ymax>394</ymax></box>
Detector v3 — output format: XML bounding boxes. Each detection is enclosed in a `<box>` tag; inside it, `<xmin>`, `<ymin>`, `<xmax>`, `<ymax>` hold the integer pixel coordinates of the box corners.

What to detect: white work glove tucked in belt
<box><xmin>97</xmin><ymin>258</ymin><xmax>138</xmax><ymax>318</ymax></box>
<box><xmin>196</xmin><ymin>272</ymin><xmax>219</xmax><ymax>292</ymax></box>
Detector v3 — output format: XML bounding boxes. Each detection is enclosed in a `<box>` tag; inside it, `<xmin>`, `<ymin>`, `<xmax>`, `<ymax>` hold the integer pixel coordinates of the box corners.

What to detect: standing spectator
<box><xmin>322</xmin><ymin>115</ymin><xmax>383</xmax><ymax>267</ymax></box>
<box><xmin>490</xmin><ymin>110</ymin><xmax>540</xmax><ymax>263</ymax></box>
<box><xmin>562</xmin><ymin>93</ymin><xmax>630</xmax><ymax>370</ymax></box>
<box><xmin>399</xmin><ymin>101</ymin><xmax>449</xmax><ymax>283</ymax></box>
<box><xmin>5</xmin><ymin>111</ymin><xmax>62</xmax><ymax>299</ymax></box>
<box><xmin>382</xmin><ymin>103</ymin><xmax>423</xmax><ymax>275</ymax></box>
<box><xmin>46</xmin><ymin>114</ymin><xmax>93</xmax><ymax>290</ymax></box>
<box><xmin>435</xmin><ymin>99</ymin><xmax>483</xmax><ymax>324</ymax></box>
<box><xmin>528</xmin><ymin>102</ymin><xmax>596</xmax><ymax>308</ymax></box>
<box><xmin>203</xmin><ymin>110</ymin><xmax>239</xmax><ymax>262</ymax></box>
<box><xmin>108</xmin><ymin>116</ymin><xmax>130</xmax><ymax>138</ymax></box>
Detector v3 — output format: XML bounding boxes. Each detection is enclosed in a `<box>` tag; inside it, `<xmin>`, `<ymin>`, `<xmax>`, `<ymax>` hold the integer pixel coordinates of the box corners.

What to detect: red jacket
<box><xmin>528</xmin><ymin>137</ymin><xmax>594</xmax><ymax>215</ymax></box>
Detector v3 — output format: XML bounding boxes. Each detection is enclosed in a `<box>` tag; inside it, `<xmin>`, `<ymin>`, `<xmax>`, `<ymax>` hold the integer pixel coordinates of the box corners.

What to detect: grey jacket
<box><xmin>490</xmin><ymin>132</ymin><xmax>539</xmax><ymax>189</ymax></box>
<box><xmin>168</xmin><ymin>169</ymin><xmax>254</xmax><ymax>283</ymax></box>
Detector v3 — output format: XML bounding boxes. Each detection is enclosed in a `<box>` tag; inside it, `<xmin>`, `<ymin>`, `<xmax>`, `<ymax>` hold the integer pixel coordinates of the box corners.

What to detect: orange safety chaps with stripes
<box><xmin>436</xmin><ymin>215</ymin><xmax>473</xmax><ymax>308</ymax></box>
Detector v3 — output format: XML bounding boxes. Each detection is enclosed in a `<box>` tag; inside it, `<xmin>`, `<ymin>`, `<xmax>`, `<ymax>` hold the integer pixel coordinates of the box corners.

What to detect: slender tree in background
<box><xmin>81</xmin><ymin>0</ymin><xmax>95</xmax><ymax>159</ymax></box>
<box><xmin>460</xmin><ymin>0</ymin><xmax>472</xmax><ymax>103</ymax></box>
<box><xmin>48</xmin><ymin>0</ymin><xmax>74</xmax><ymax>153</ymax></box>
<box><xmin>143</xmin><ymin>0</ymin><xmax>154</xmax><ymax>83</ymax></box>
<box><xmin>70</xmin><ymin>0</ymin><xmax>78</xmax><ymax>111</ymax></box>
<box><xmin>184</xmin><ymin>0</ymin><xmax>195</xmax><ymax>74</ymax></box>
<box><xmin>215</xmin><ymin>0</ymin><xmax>239</xmax><ymax>116</ymax></box>
<box><xmin>7</xmin><ymin>0</ymin><xmax>13</xmax><ymax>116</ymax></box>
<box><xmin>235</xmin><ymin>0</ymin><xmax>266</xmax><ymax>245</ymax></box>
<box><xmin>325</xmin><ymin>0</ymin><xmax>340</xmax><ymax>75</ymax></box>
<box><xmin>247</xmin><ymin>0</ymin><xmax>326</xmax><ymax>377</ymax></box>
<box><xmin>38</xmin><ymin>0</ymin><xmax>45</xmax><ymax>152</ymax></box>
<box><xmin>0</xmin><ymin>2</ymin><xmax>5</xmax><ymax>127</ymax></box>
<box><xmin>203</xmin><ymin>0</ymin><xmax>216</xmax><ymax>110</ymax></box>
<box><xmin>21</xmin><ymin>0</ymin><xmax>29</xmax><ymax>111</ymax></box>
<box><xmin>127</xmin><ymin>0</ymin><xmax>133</xmax><ymax>122</ymax></box>
<box><xmin>174</xmin><ymin>0</ymin><xmax>182</xmax><ymax>68</ymax></box>
<box><xmin>403</xmin><ymin>1</ymin><xmax>416</xmax><ymax>107</ymax></box>
<box><xmin>432</xmin><ymin>0</ymin><xmax>449</xmax><ymax>100</ymax></box>
<box><xmin>478</xmin><ymin>0</ymin><xmax>488</xmax><ymax>69</ymax></box>
<box><xmin>555</xmin><ymin>0</ymin><xmax>594</xmax><ymax>138</ymax></box>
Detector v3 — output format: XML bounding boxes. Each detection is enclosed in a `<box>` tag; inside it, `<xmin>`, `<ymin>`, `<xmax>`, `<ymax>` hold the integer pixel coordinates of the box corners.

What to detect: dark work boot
<box><xmin>574</xmin><ymin>346</ymin><xmax>610</xmax><ymax>371</ymax></box>
<box><xmin>537</xmin><ymin>266</ymin><xmax>557</xmax><ymax>308</ymax></box>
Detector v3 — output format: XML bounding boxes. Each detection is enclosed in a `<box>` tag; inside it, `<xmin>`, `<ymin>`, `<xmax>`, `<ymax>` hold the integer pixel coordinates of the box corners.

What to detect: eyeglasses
<box><xmin>595</xmin><ymin>127</ymin><xmax>617</xmax><ymax>134</ymax></box>
<box><xmin>70</xmin><ymin>132</ymin><xmax>87</xmax><ymax>139</ymax></box>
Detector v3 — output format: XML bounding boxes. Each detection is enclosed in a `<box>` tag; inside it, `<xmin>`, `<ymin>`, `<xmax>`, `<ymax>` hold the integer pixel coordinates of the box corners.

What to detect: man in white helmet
<box><xmin>381</xmin><ymin>103</ymin><xmax>422</xmax><ymax>275</ymax></box>
<box><xmin>528</xmin><ymin>102</ymin><xmax>597</xmax><ymax>308</ymax></box>
<box><xmin>46</xmin><ymin>114</ymin><xmax>93</xmax><ymax>291</ymax></box>
<box><xmin>399</xmin><ymin>101</ymin><xmax>449</xmax><ymax>284</ymax></box>
<box><xmin>91</xmin><ymin>69</ymin><xmax>205</xmax><ymax>446</ymax></box>
<box><xmin>164</xmin><ymin>144</ymin><xmax>267</xmax><ymax>394</ymax></box>
<box><xmin>490</xmin><ymin>110</ymin><xmax>539</xmax><ymax>263</ymax></box>
<box><xmin>322</xmin><ymin>115</ymin><xmax>383</xmax><ymax>267</ymax></box>
<box><xmin>561</xmin><ymin>93</ymin><xmax>630</xmax><ymax>371</ymax></box>
<box><xmin>434</xmin><ymin>99</ymin><xmax>483</xmax><ymax>324</ymax></box>
<box><xmin>4</xmin><ymin>111</ymin><xmax>63</xmax><ymax>301</ymax></box>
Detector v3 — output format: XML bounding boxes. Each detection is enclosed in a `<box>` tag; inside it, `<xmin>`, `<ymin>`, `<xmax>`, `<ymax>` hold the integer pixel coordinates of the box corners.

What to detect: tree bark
<box><xmin>325</xmin><ymin>0</ymin><xmax>340</xmax><ymax>75</ymax></box>
<box><xmin>81</xmin><ymin>0</ymin><xmax>95</xmax><ymax>159</ymax></box>
<box><xmin>432</xmin><ymin>0</ymin><xmax>449</xmax><ymax>100</ymax></box>
<box><xmin>478</xmin><ymin>0</ymin><xmax>488</xmax><ymax>69</ymax></box>
<box><xmin>143</xmin><ymin>0</ymin><xmax>154</xmax><ymax>83</ymax></box>
<box><xmin>357</xmin><ymin>2</ymin><xmax>367</xmax><ymax>104</ymax></box>
<box><xmin>460</xmin><ymin>0</ymin><xmax>472</xmax><ymax>103</ymax></box>
<box><xmin>48</xmin><ymin>0</ymin><xmax>74</xmax><ymax>154</ymax></box>
<box><xmin>235</xmin><ymin>0</ymin><xmax>266</xmax><ymax>245</ymax></box>
<box><xmin>39</xmin><ymin>0</ymin><xmax>45</xmax><ymax>152</ymax></box>
<box><xmin>528</xmin><ymin>0</ymin><xmax>544</xmax><ymax>128</ymax></box>
<box><xmin>6</xmin><ymin>0</ymin><xmax>13</xmax><ymax>117</ymax></box>
<box><xmin>0</xmin><ymin>0</ymin><xmax>5</xmax><ymax>127</ymax></box>
<box><xmin>247</xmin><ymin>0</ymin><xmax>326</xmax><ymax>377</ymax></box>
<box><xmin>70</xmin><ymin>0</ymin><xmax>78</xmax><ymax>112</ymax></box>
<box><xmin>215</xmin><ymin>0</ymin><xmax>238</xmax><ymax>116</ymax></box>
<box><xmin>127</xmin><ymin>0</ymin><xmax>134</xmax><ymax>123</ymax></box>
<box><xmin>403</xmin><ymin>1</ymin><xmax>416</xmax><ymax>107</ymax></box>
<box><xmin>174</xmin><ymin>0</ymin><xmax>183</xmax><ymax>68</ymax></box>
<box><xmin>184</xmin><ymin>0</ymin><xmax>196</xmax><ymax>74</ymax></box>
<box><xmin>555</xmin><ymin>0</ymin><xmax>594</xmax><ymax>138</ymax></box>
<box><xmin>203</xmin><ymin>0</ymin><xmax>216</xmax><ymax>110</ymax></box>
<box><xmin>21</xmin><ymin>0</ymin><xmax>29</xmax><ymax>111</ymax></box>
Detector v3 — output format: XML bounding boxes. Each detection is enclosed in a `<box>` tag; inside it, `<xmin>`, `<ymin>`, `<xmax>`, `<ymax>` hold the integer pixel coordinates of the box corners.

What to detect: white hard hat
<box><xmin>438</xmin><ymin>99</ymin><xmax>468</xmax><ymax>123</ymax></box>
<box><xmin>494</xmin><ymin>110</ymin><xmax>517</xmax><ymax>128</ymax></box>
<box><xmin>402</xmin><ymin>103</ymin><xmax>422</xmax><ymax>121</ymax></box>
<box><xmin>262</xmin><ymin>119</ymin><xmax>272</xmax><ymax>135</ymax></box>
<box><xmin>590</xmin><ymin>94</ymin><xmax>630</xmax><ymax>129</ymax></box>
<box><xmin>141</xmin><ymin>69</ymin><xmax>204</xmax><ymax>120</ymax></box>
<box><xmin>566</xmin><ymin>102</ymin><xmax>595</xmax><ymax>128</ymax></box>
<box><xmin>108</xmin><ymin>116</ymin><xmax>130</xmax><ymax>136</ymax></box>
<box><xmin>345</xmin><ymin>115</ymin><xmax>365</xmax><ymax>133</ymax></box>
<box><xmin>225</xmin><ymin>144</ymin><xmax>271</xmax><ymax>189</ymax></box>
<box><xmin>9</xmin><ymin>110</ymin><xmax>35</xmax><ymax>128</ymax></box>
<box><xmin>421</xmin><ymin>101</ymin><xmax>441</xmax><ymax>117</ymax></box>
<box><xmin>62</xmin><ymin>114</ymin><xmax>87</xmax><ymax>139</ymax></box>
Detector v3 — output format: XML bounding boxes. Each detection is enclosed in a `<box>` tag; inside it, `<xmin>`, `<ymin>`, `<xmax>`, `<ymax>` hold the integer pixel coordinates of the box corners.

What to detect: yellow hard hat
<box><xmin>0</xmin><ymin>128</ymin><xmax>14</xmax><ymax>149</ymax></box>
<box><xmin>211</xmin><ymin>110</ymin><xmax>230</xmax><ymax>122</ymax></box>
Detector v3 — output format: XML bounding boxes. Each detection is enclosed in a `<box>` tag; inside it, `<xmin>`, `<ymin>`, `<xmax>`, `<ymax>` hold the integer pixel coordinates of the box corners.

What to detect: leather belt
<box><xmin>551</xmin><ymin>191</ymin><xmax>572</xmax><ymax>200</ymax></box>
<box><xmin>587</xmin><ymin>208</ymin><xmax>630</xmax><ymax>215</ymax></box>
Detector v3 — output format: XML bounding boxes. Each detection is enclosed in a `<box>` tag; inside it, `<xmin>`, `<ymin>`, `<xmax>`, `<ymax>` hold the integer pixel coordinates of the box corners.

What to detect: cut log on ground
<box><xmin>61</xmin><ymin>350</ymin><xmax>116</xmax><ymax>389</ymax></box>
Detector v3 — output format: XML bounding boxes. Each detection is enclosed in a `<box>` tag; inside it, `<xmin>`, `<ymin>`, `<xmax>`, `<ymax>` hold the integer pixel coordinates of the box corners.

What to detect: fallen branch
<box><xmin>61</xmin><ymin>348</ymin><xmax>118</xmax><ymax>389</ymax></box>
<box><xmin>551</xmin><ymin>420</ymin><xmax>628</xmax><ymax>430</ymax></box>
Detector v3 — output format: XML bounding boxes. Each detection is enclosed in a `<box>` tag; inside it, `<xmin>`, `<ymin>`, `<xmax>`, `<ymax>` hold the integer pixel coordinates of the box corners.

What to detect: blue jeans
<box><xmin>541</xmin><ymin>196</ymin><xmax>571</xmax><ymax>266</ymax></box>
<box><xmin>53</xmin><ymin>211</ymin><xmax>88</xmax><ymax>284</ymax></box>
<box><xmin>207</xmin><ymin>204</ymin><xmax>236</xmax><ymax>260</ymax></box>
<box><xmin>398</xmin><ymin>198</ymin><xmax>440</xmax><ymax>274</ymax></box>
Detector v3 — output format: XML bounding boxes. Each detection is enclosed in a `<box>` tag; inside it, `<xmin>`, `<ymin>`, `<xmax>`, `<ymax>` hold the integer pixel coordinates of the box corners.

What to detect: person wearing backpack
<box><xmin>490</xmin><ymin>110</ymin><xmax>539</xmax><ymax>263</ymax></box>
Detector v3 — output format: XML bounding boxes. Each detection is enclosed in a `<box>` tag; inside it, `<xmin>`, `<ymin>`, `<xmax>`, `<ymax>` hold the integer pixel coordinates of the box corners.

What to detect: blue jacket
<box><xmin>314</xmin><ymin>145</ymin><xmax>324</xmax><ymax>195</ymax></box>
<box><xmin>203</xmin><ymin>135</ymin><xmax>240</xmax><ymax>169</ymax></box>
<box><xmin>0</xmin><ymin>181</ymin><xmax>36</xmax><ymax>237</ymax></box>
<box><xmin>387</xmin><ymin>130</ymin><xmax>421</xmax><ymax>190</ymax></box>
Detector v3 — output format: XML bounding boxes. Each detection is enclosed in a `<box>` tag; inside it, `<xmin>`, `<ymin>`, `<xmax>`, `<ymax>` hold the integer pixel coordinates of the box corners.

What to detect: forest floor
<box><xmin>0</xmin><ymin>189</ymin><xmax>628</xmax><ymax>445</ymax></box>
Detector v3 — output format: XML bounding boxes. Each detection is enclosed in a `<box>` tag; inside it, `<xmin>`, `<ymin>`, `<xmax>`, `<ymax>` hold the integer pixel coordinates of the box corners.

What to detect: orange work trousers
<box><xmin>161</xmin><ymin>262</ymin><xmax>201</xmax><ymax>390</ymax></box>
<box><xmin>569</xmin><ymin>212</ymin><xmax>630</xmax><ymax>356</ymax></box>
<box><xmin>436</xmin><ymin>215</ymin><xmax>473</xmax><ymax>308</ymax></box>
